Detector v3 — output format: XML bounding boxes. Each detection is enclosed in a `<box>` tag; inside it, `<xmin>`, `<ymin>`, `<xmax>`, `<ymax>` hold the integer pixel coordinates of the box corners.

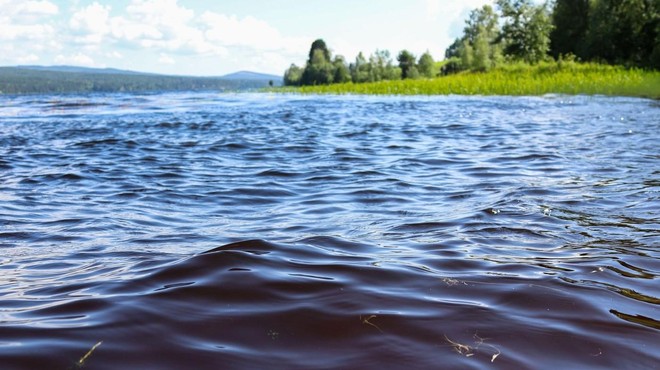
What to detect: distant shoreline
<box><xmin>0</xmin><ymin>66</ymin><xmax>281</xmax><ymax>95</ymax></box>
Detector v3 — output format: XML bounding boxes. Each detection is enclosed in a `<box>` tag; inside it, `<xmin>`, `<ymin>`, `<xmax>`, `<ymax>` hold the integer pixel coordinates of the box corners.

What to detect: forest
<box><xmin>0</xmin><ymin>68</ymin><xmax>278</xmax><ymax>95</ymax></box>
<box><xmin>284</xmin><ymin>0</ymin><xmax>659</xmax><ymax>86</ymax></box>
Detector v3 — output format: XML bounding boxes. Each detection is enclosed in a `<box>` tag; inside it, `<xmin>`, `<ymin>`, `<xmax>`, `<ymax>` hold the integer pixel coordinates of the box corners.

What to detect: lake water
<box><xmin>0</xmin><ymin>92</ymin><xmax>658</xmax><ymax>369</ymax></box>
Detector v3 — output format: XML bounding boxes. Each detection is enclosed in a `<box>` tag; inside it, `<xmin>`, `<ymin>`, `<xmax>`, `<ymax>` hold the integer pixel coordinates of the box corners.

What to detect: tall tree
<box><xmin>308</xmin><ymin>39</ymin><xmax>331</xmax><ymax>63</ymax></box>
<box><xmin>371</xmin><ymin>50</ymin><xmax>401</xmax><ymax>80</ymax></box>
<box><xmin>302</xmin><ymin>48</ymin><xmax>334</xmax><ymax>85</ymax></box>
<box><xmin>585</xmin><ymin>0</ymin><xmax>659</xmax><ymax>67</ymax></box>
<box><xmin>446</xmin><ymin>5</ymin><xmax>502</xmax><ymax>71</ymax></box>
<box><xmin>332</xmin><ymin>56</ymin><xmax>351</xmax><ymax>84</ymax></box>
<box><xmin>350</xmin><ymin>52</ymin><xmax>370</xmax><ymax>83</ymax></box>
<box><xmin>497</xmin><ymin>0</ymin><xmax>553</xmax><ymax>63</ymax></box>
<box><xmin>397</xmin><ymin>50</ymin><xmax>417</xmax><ymax>79</ymax></box>
<box><xmin>459</xmin><ymin>40</ymin><xmax>474</xmax><ymax>69</ymax></box>
<box><xmin>445</xmin><ymin>38</ymin><xmax>462</xmax><ymax>59</ymax></box>
<box><xmin>464</xmin><ymin>4</ymin><xmax>500</xmax><ymax>43</ymax></box>
<box><xmin>300</xmin><ymin>39</ymin><xmax>335</xmax><ymax>85</ymax></box>
<box><xmin>549</xmin><ymin>0</ymin><xmax>590</xmax><ymax>59</ymax></box>
<box><xmin>283</xmin><ymin>64</ymin><xmax>303</xmax><ymax>86</ymax></box>
<box><xmin>417</xmin><ymin>52</ymin><xmax>435</xmax><ymax>78</ymax></box>
<box><xmin>473</xmin><ymin>30</ymin><xmax>499</xmax><ymax>71</ymax></box>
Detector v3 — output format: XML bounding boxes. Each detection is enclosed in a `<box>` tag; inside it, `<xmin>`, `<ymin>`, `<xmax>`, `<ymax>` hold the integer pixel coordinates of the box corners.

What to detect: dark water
<box><xmin>0</xmin><ymin>92</ymin><xmax>658</xmax><ymax>369</ymax></box>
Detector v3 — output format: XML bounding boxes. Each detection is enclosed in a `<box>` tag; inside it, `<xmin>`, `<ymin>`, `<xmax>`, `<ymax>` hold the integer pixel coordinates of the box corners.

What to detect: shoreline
<box><xmin>275</xmin><ymin>63</ymin><xmax>660</xmax><ymax>100</ymax></box>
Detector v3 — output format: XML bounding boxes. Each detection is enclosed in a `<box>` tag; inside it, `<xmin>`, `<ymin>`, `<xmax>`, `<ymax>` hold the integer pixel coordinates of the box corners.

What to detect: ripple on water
<box><xmin>0</xmin><ymin>93</ymin><xmax>658</xmax><ymax>369</ymax></box>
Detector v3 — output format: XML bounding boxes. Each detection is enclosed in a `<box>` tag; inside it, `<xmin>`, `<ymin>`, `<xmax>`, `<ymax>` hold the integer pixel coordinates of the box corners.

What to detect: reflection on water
<box><xmin>0</xmin><ymin>93</ymin><xmax>658</xmax><ymax>369</ymax></box>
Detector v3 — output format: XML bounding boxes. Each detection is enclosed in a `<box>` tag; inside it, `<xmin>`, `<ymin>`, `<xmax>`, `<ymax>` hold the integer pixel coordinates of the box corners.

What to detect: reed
<box><xmin>276</xmin><ymin>62</ymin><xmax>660</xmax><ymax>99</ymax></box>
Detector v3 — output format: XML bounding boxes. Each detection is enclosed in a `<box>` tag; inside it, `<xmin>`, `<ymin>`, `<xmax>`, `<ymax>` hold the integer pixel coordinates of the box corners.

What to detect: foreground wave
<box><xmin>2</xmin><ymin>238</ymin><xmax>657</xmax><ymax>369</ymax></box>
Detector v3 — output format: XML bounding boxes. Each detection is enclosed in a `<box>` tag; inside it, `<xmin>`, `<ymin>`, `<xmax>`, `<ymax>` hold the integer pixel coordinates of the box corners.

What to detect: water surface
<box><xmin>0</xmin><ymin>93</ymin><xmax>658</xmax><ymax>369</ymax></box>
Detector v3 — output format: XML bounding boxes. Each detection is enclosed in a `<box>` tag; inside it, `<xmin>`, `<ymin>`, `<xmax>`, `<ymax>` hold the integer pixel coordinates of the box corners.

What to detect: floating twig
<box><xmin>360</xmin><ymin>314</ymin><xmax>383</xmax><ymax>333</ymax></box>
<box><xmin>72</xmin><ymin>341</ymin><xmax>102</xmax><ymax>369</ymax></box>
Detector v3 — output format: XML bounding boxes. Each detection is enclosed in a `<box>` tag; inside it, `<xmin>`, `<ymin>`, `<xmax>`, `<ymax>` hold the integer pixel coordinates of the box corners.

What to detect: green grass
<box><xmin>277</xmin><ymin>62</ymin><xmax>660</xmax><ymax>99</ymax></box>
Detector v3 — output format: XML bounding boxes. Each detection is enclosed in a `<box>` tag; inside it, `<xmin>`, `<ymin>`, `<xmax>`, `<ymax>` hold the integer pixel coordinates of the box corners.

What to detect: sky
<box><xmin>0</xmin><ymin>0</ymin><xmax>496</xmax><ymax>76</ymax></box>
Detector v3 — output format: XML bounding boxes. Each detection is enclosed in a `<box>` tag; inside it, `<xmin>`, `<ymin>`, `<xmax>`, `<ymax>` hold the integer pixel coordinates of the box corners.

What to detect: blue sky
<box><xmin>0</xmin><ymin>0</ymin><xmax>494</xmax><ymax>76</ymax></box>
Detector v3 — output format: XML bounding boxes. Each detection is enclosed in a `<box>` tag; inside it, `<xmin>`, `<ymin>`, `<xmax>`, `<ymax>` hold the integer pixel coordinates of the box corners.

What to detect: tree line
<box><xmin>0</xmin><ymin>67</ymin><xmax>274</xmax><ymax>94</ymax></box>
<box><xmin>549</xmin><ymin>0</ymin><xmax>658</xmax><ymax>68</ymax></box>
<box><xmin>284</xmin><ymin>0</ymin><xmax>658</xmax><ymax>86</ymax></box>
<box><xmin>447</xmin><ymin>0</ymin><xmax>658</xmax><ymax>73</ymax></box>
<box><xmin>284</xmin><ymin>39</ymin><xmax>436</xmax><ymax>86</ymax></box>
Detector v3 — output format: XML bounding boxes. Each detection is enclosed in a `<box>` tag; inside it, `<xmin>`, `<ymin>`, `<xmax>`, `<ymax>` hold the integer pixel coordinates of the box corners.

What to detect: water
<box><xmin>0</xmin><ymin>92</ymin><xmax>658</xmax><ymax>369</ymax></box>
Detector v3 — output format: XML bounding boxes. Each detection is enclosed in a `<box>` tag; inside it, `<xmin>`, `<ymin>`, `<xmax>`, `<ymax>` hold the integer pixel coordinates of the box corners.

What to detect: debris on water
<box><xmin>442</xmin><ymin>277</ymin><xmax>467</xmax><ymax>286</ymax></box>
<box><xmin>444</xmin><ymin>333</ymin><xmax>501</xmax><ymax>363</ymax></box>
<box><xmin>361</xmin><ymin>315</ymin><xmax>383</xmax><ymax>333</ymax></box>
<box><xmin>70</xmin><ymin>341</ymin><xmax>102</xmax><ymax>369</ymax></box>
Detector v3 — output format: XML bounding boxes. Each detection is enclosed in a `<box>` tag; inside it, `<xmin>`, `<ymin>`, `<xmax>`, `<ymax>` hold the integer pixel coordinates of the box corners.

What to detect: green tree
<box><xmin>384</xmin><ymin>65</ymin><xmax>402</xmax><ymax>80</ymax></box>
<box><xmin>445</xmin><ymin>38</ymin><xmax>462</xmax><ymax>59</ymax></box>
<box><xmin>549</xmin><ymin>0</ymin><xmax>590</xmax><ymax>59</ymax></box>
<box><xmin>308</xmin><ymin>39</ymin><xmax>331</xmax><ymax>63</ymax></box>
<box><xmin>417</xmin><ymin>51</ymin><xmax>435</xmax><ymax>77</ymax></box>
<box><xmin>464</xmin><ymin>4</ymin><xmax>500</xmax><ymax>43</ymax></box>
<box><xmin>283</xmin><ymin>64</ymin><xmax>303</xmax><ymax>86</ymax></box>
<box><xmin>350</xmin><ymin>52</ymin><xmax>371</xmax><ymax>83</ymax></box>
<box><xmin>300</xmin><ymin>39</ymin><xmax>335</xmax><ymax>85</ymax></box>
<box><xmin>368</xmin><ymin>50</ymin><xmax>384</xmax><ymax>81</ymax></box>
<box><xmin>332</xmin><ymin>56</ymin><xmax>351</xmax><ymax>83</ymax></box>
<box><xmin>473</xmin><ymin>31</ymin><xmax>494</xmax><ymax>70</ymax></box>
<box><xmin>585</xmin><ymin>0</ymin><xmax>659</xmax><ymax>67</ymax></box>
<box><xmin>397</xmin><ymin>50</ymin><xmax>417</xmax><ymax>79</ymax></box>
<box><xmin>371</xmin><ymin>50</ymin><xmax>401</xmax><ymax>80</ymax></box>
<box><xmin>446</xmin><ymin>5</ymin><xmax>502</xmax><ymax>72</ymax></box>
<box><xmin>459</xmin><ymin>39</ymin><xmax>474</xmax><ymax>69</ymax></box>
<box><xmin>497</xmin><ymin>0</ymin><xmax>553</xmax><ymax>63</ymax></box>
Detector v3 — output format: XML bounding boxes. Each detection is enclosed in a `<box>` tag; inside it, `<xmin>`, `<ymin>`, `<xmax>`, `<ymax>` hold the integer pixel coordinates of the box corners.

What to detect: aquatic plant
<box><xmin>276</xmin><ymin>62</ymin><xmax>660</xmax><ymax>98</ymax></box>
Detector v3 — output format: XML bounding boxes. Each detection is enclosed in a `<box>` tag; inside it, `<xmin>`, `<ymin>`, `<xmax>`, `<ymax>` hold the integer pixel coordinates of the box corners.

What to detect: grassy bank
<box><xmin>278</xmin><ymin>62</ymin><xmax>660</xmax><ymax>99</ymax></box>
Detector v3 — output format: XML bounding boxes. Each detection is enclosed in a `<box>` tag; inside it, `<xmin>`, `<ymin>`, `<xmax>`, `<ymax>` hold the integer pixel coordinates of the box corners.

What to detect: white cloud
<box><xmin>158</xmin><ymin>53</ymin><xmax>175</xmax><ymax>64</ymax></box>
<box><xmin>202</xmin><ymin>13</ymin><xmax>302</xmax><ymax>52</ymax></box>
<box><xmin>17</xmin><ymin>54</ymin><xmax>40</xmax><ymax>63</ymax></box>
<box><xmin>126</xmin><ymin>0</ymin><xmax>194</xmax><ymax>30</ymax></box>
<box><xmin>70</xmin><ymin>2</ymin><xmax>111</xmax><ymax>44</ymax></box>
<box><xmin>0</xmin><ymin>0</ymin><xmax>60</xmax><ymax>65</ymax></box>
<box><xmin>55</xmin><ymin>52</ymin><xmax>96</xmax><ymax>67</ymax></box>
<box><xmin>421</xmin><ymin>0</ymin><xmax>495</xmax><ymax>54</ymax></box>
<box><xmin>110</xmin><ymin>17</ymin><xmax>163</xmax><ymax>41</ymax></box>
<box><xmin>0</xmin><ymin>23</ymin><xmax>56</xmax><ymax>41</ymax></box>
<box><xmin>0</xmin><ymin>0</ymin><xmax>59</xmax><ymax>40</ymax></box>
<box><xmin>0</xmin><ymin>0</ymin><xmax>59</xmax><ymax>19</ymax></box>
<box><xmin>105</xmin><ymin>51</ymin><xmax>123</xmax><ymax>59</ymax></box>
<box><xmin>63</xmin><ymin>0</ymin><xmax>304</xmax><ymax>66</ymax></box>
<box><xmin>18</xmin><ymin>0</ymin><xmax>59</xmax><ymax>17</ymax></box>
<box><xmin>425</xmin><ymin>0</ymin><xmax>493</xmax><ymax>21</ymax></box>
<box><xmin>104</xmin><ymin>0</ymin><xmax>223</xmax><ymax>56</ymax></box>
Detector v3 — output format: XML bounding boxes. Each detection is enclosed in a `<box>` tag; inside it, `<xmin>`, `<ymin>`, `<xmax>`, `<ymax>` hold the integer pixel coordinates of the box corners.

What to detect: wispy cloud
<box><xmin>55</xmin><ymin>52</ymin><xmax>97</xmax><ymax>67</ymax></box>
<box><xmin>57</xmin><ymin>0</ymin><xmax>304</xmax><ymax>70</ymax></box>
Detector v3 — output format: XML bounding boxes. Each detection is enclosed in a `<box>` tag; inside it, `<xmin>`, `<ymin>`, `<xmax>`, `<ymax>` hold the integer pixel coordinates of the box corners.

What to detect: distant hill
<box><xmin>16</xmin><ymin>65</ymin><xmax>152</xmax><ymax>75</ymax></box>
<box><xmin>0</xmin><ymin>65</ymin><xmax>282</xmax><ymax>94</ymax></box>
<box><xmin>221</xmin><ymin>70</ymin><xmax>282</xmax><ymax>81</ymax></box>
